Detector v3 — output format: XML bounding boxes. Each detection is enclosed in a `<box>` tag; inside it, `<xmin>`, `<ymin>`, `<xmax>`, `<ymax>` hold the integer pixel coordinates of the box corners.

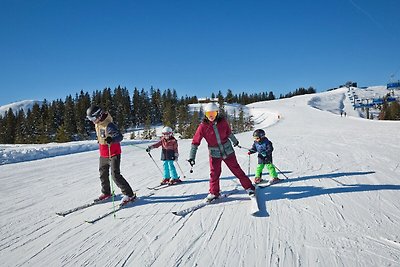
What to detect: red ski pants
<box><xmin>208</xmin><ymin>153</ymin><xmax>254</xmax><ymax>195</ymax></box>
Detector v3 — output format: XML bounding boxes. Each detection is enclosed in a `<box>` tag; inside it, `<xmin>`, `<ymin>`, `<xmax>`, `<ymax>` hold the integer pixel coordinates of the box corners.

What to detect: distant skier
<box><xmin>247</xmin><ymin>129</ymin><xmax>281</xmax><ymax>185</ymax></box>
<box><xmin>86</xmin><ymin>105</ymin><xmax>135</xmax><ymax>205</ymax></box>
<box><xmin>146</xmin><ymin>126</ymin><xmax>182</xmax><ymax>185</ymax></box>
<box><xmin>187</xmin><ymin>102</ymin><xmax>255</xmax><ymax>202</ymax></box>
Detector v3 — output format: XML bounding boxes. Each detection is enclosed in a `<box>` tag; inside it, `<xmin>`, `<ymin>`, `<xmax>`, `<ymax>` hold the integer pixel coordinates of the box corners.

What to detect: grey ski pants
<box><xmin>99</xmin><ymin>154</ymin><xmax>134</xmax><ymax>197</ymax></box>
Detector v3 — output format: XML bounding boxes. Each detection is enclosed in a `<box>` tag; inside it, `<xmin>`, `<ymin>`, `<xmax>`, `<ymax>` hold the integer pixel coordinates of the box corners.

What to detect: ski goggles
<box><xmin>87</xmin><ymin>115</ymin><xmax>99</xmax><ymax>122</ymax></box>
<box><xmin>205</xmin><ymin>111</ymin><xmax>218</xmax><ymax>118</ymax></box>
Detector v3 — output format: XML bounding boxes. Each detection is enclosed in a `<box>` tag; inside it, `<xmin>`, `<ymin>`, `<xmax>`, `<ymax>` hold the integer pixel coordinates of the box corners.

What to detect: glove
<box><xmin>145</xmin><ymin>146</ymin><xmax>151</xmax><ymax>152</ymax></box>
<box><xmin>187</xmin><ymin>158</ymin><xmax>195</xmax><ymax>166</ymax></box>
<box><xmin>105</xmin><ymin>136</ymin><xmax>112</xmax><ymax>144</ymax></box>
<box><xmin>233</xmin><ymin>140</ymin><xmax>239</xmax><ymax>147</ymax></box>
<box><xmin>247</xmin><ymin>151</ymin><xmax>251</xmax><ymax>155</ymax></box>
<box><xmin>174</xmin><ymin>153</ymin><xmax>179</xmax><ymax>161</ymax></box>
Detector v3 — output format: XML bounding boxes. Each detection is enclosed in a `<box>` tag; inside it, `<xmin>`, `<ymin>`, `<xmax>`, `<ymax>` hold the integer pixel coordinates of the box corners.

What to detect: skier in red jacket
<box><xmin>188</xmin><ymin>102</ymin><xmax>255</xmax><ymax>202</ymax></box>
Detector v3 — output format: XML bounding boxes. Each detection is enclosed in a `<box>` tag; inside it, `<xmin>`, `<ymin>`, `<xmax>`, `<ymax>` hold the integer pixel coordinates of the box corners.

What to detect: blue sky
<box><xmin>1</xmin><ymin>0</ymin><xmax>399</xmax><ymax>106</ymax></box>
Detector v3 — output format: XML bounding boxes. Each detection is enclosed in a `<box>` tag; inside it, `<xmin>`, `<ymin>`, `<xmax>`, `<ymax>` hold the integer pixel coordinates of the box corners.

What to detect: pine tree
<box><xmin>101</xmin><ymin>88</ymin><xmax>113</xmax><ymax>115</ymax></box>
<box><xmin>63</xmin><ymin>95</ymin><xmax>76</xmax><ymax>141</ymax></box>
<box><xmin>3</xmin><ymin>109</ymin><xmax>16</xmax><ymax>144</ymax></box>
<box><xmin>0</xmin><ymin>114</ymin><xmax>5</xmax><ymax>144</ymax></box>
<box><xmin>226</xmin><ymin>89</ymin><xmax>234</xmax><ymax>104</ymax></box>
<box><xmin>150</xmin><ymin>87</ymin><xmax>162</xmax><ymax>125</ymax></box>
<box><xmin>182</xmin><ymin>110</ymin><xmax>200</xmax><ymax>139</ymax></box>
<box><xmin>14</xmin><ymin>109</ymin><xmax>27</xmax><ymax>144</ymax></box>
<box><xmin>162</xmin><ymin>101</ymin><xmax>174</xmax><ymax>127</ymax></box>
<box><xmin>26</xmin><ymin>103</ymin><xmax>42</xmax><ymax>143</ymax></box>
<box><xmin>55</xmin><ymin>123</ymin><xmax>71</xmax><ymax>143</ymax></box>
<box><xmin>176</xmin><ymin>98</ymin><xmax>189</xmax><ymax>138</ymax></box>
<box><xmin>142</xmin><ymin>113</ymin><xmax>153</xmax><ymax>139</ymax></box>
<box><xmin>37</xmin><ymin>101</ymin><xmax>50</xmax><ymax>144</ymax></box>
<box><xmin>75</xmin><ymin>90</ymin><xmax>91</xmax><ymax>139</ymax></box>
<box><xmin>131</xmin><ymin>87</ymin><xmax>141</xmax><ymax>127</ymax></box>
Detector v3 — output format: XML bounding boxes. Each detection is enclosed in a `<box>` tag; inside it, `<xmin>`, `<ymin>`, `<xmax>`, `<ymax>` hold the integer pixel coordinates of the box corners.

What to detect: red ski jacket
<box><xmin>191</xmin><ymin>117</ymin><xmax>238</xmax><ymax>159</ymax></box>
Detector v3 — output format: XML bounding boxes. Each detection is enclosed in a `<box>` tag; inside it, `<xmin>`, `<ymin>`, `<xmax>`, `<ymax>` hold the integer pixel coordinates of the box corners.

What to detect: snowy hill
<box><xmin>0</xmin><ymin>100</ymin><xmax>42</xmax><ymax>117</ymax></box>
<box><xmin>0</xmin><ymin>88</ymin><xmax>400</xmax><ymax>266</ymax></box>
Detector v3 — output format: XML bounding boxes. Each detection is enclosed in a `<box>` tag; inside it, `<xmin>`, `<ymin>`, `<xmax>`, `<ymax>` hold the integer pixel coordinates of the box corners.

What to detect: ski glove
<box><xmin>174</xmin><ymin>153</ymin><xmax>179</xmax><ymax>161</ymax></box>
<box><xmin>187</xmin><ymin>159</ymin><xmax>195</xmax><ymax>166</ymax></box>
<box><xmin>233</xmin><ymin>140</ymin><xmax>239</xmax><ymax>147</ymax></box>
<box><xmin>146</xmin><ymin>146</ymin><xmax>151</xmax><ymax>152</ymax></box>
<box><xmin>105</xmin><ymin>136</ymin><xmax>113</xmax><ymax>144</ymax></box>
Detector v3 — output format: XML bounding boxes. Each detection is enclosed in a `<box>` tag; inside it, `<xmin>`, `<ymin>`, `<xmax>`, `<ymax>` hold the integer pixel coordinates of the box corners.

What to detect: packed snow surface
<box><xmin>1</xmin><ymin>88</ymin><xmax>400</xmax><ymax>266</ymax></box>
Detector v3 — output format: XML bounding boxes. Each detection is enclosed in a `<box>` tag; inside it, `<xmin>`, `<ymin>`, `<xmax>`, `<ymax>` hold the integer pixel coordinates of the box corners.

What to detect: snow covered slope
<box><xmin>0</xmin><ymin>89</ymin><xmax>399</xmax><ymax>266</ymax></box>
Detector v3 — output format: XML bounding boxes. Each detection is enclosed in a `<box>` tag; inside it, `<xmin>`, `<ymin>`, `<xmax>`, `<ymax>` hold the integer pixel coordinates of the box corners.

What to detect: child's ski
<box><xmin>256</xmin><ymin>178</ymin><xmax>282</xmax><ymax>188</ymax></box>
<box><xmin>147</xmin><ymin>184</ymin><xmax>170</xmax><ymax>190</ymax></box>
<box><xmin>147</xmin><ymin>181</ymin><xmax>183</xmax><ymax>191</ymax></box>
<box><xmin>172</xmin><ymin>189</ymin><xmax>239</xmax><ymax>217</ymax></box>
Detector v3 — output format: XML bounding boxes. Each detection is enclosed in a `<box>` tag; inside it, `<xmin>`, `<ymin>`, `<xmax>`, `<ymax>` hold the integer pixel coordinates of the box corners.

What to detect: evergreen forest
<box><xmin>0</xmin><ymin>86</ymin><xmax>319</xmax><ymax>144</ymax></box>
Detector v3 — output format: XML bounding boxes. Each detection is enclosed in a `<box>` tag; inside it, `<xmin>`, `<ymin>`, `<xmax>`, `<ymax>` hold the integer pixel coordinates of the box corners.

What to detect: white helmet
<box><xmin>162</xmin><ymin>126</ymin><xmax>173</xmax><ymax>135</ymax></box>
<box><xmin>204</xmin><ymin>102</ymin><xmax>219</xmax><ymax>112</ymax></box>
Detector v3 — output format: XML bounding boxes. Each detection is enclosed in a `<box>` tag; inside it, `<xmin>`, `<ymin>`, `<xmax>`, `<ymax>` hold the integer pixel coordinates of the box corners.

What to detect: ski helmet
<box><xmin>86</xmin><ymin>105</ymin><xmax>103</xmax><ymax>122</ymax></box>
<box><xmin>162</xmin><ymin>126</ymin><xmax>173</xmax><ymax>135</ymax></box>
<box><xmin>204</xmin><ymin>102</ymin><xmax>219</xmax><ymax>112</ymax></box>
<box><xmin>253</xmin><ymin>129</ymin><xmax>265</xmax><ymax>139</ymax></box>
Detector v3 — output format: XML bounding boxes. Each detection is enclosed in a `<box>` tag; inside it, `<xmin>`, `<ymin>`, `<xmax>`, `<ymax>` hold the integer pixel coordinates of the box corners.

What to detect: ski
<box><xmin>147</xmin><ymin>181</ymin><xmax>183</xmax><ymax>191</ymax></box>
<box><xmin>256</xmin><ymin>178</ymin><xmax>282</xmax><ymax>188</ymax></box>
<box><xmin>249</xmin><ymin>191</ymin><xmax>259</xmax><ymax>215</ymax></box>
<box><xmin>147</xmin><ymin>184</ymin><xmax>170</xmax><ymax>190</ymax></box>
<box><xmin>172</xmin><ymin>189</ymin><xmax>238</xmax><ymax>217</ymax></box>
<box><xmin>56</xmin><ymin>197</ymin><xmax>115</xmax><ymax>217</ymax></box>
<box><xmin>85</xmin><ymin>195</ymin><xmax>138</xmax><ymax>224</ymax></box>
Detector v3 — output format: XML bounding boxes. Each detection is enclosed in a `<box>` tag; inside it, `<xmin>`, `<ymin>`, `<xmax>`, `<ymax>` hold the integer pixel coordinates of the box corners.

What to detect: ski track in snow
<box><xmin>1</xmin><ymin>87</ymin><xmax>400</xmax><ymax>266</ymax></box>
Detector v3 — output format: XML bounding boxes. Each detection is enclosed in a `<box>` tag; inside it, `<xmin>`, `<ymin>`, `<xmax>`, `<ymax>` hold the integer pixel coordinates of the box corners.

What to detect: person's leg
<box><xmin>266</xmin><ymin>163</ymin><xmax>278</xmax><ymax>179</ymax></box>
<box><xmin>163</xmin><ymin>161</ymin><xmax>171</xmax><ymax>179</ymax></box>
<box><xmin>167</xmin><ymin>160</ymin><xmax>179</xmax><ymax>179</ymax></box>
<box><xmin>99</xmin><ymin>156</ymin><xmax>111</xmax><ymax>195</ymax></box>
<box><xmin>110</xmin><ymin>155</ymin><xmax>134</xmax><ymax>196</ymax></box>
<box><xmin>254</xmin><ymin>163</ymin><xmax>265</xmax><ymax>183</ymax></box>
<box><xmin>224</xmin><ymin>154</ymin><xmax>254</xmax><ymax>190</ymax></box>
<box><xmin>209</xmin><ymin>157</ymin><xmax>222</xmax><ymax>195</ymax></box>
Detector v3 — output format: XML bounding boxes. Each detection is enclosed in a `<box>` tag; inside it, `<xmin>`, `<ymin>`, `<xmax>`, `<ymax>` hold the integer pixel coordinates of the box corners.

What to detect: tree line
<box><xmin>378</xmin><ymin>95</ymin><xmax>400</xmax><ymax>120</ymax></box>
<box><xmin>0</xmin><ymin>86</ymin><xmax>316</xmax><ymax>144</ymax></box>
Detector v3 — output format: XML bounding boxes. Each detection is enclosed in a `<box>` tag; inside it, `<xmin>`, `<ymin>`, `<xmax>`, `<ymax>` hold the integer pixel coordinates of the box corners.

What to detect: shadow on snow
<box><xmin>254</xmin><ymin>171</ymin><xmax>400</xmax><ymax>217</ymax></box>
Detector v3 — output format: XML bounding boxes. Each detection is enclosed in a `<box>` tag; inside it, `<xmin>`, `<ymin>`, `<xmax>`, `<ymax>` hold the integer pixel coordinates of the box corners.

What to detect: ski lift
<box><xmin>387</xmin><ymin>81</ymin><xmax>400</xmax><ymax>90</ymax></box>
<box><xmin>372</xmin><ymin>98</ymin><xmax>384</xmax><ymax>105</ymax></box>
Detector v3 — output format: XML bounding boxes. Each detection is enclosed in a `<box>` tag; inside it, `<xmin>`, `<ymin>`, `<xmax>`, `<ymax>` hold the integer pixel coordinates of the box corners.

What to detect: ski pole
<box><xmin>247</xmin><ymin>154</ymin><xmax>251</xmax><ymax>176</ymax></box>
<box><xmin>187</xmin><ymin>160</ymin><xmax>194</xmax><ymax>173</ymax></box>
<box><xmin>108</xmin><ymin>143</ymin><xmax>117</xmax><ymax>218</ymax></box>
<box><xmin>129</xmin><ymin>143</ymin><xmax>148</xmax><ymax>150</ymax></box>
<box><xmin>147</xmin><ymin>151</ymin><xmax>164</xmax><ymax>176</ymax></box>
<box><xmin>176</xmin><ymin>161</ymin><xmax>187</xmax><ymax>179</ymax></box>
<box><xmin>237</xmin><ymin>144</ymin><xmax>252</xmax><ymax>151</ymax></box>
<box><xmin>273</xmin><ymin>164</ymin><xmax>289</xmax><ymax>179</ymax></box>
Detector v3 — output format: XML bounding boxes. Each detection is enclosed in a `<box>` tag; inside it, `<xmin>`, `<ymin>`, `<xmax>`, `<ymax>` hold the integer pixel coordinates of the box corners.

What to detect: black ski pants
<box><xmin>99</xmin><ymin>154</ymin><xmax>134</xmax><ymax>197</ymax></box>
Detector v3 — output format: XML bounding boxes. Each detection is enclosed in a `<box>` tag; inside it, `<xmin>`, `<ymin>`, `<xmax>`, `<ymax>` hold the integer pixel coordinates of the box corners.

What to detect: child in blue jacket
<box><xmin>247</xmin><ymin>129</ymin><xmax>280</xmax><ymax>184</ymax></box>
